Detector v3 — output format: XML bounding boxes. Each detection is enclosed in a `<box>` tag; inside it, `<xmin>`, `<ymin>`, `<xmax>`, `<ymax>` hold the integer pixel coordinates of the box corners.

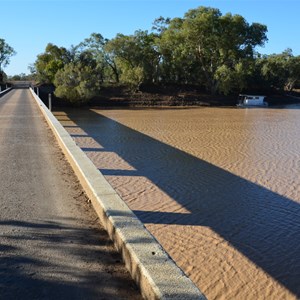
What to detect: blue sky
<box><xmin>1</xmin><ymin>0</ymin><xmax>299</xmax><ymax>75</ymax></box>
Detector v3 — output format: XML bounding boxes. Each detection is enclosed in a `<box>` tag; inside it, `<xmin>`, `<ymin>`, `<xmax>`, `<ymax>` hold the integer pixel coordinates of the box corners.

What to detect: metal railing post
<box><xmin>48</xmin><ymin>93</ymin><xmax>52</xmax><ymax>111</ymax></box>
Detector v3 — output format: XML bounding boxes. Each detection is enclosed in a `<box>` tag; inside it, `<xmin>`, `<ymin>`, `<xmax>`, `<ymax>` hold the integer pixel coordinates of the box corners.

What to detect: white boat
<box><xmin>237</xmin><ymin>94</ymin><xmax>268</xmax><ymax>107</ymax></box>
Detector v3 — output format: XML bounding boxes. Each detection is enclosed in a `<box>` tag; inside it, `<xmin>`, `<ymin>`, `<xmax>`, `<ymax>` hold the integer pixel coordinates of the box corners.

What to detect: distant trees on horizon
<box><xmin>29</xmin><ymin>6</ymin><xmax>300</xmax><ymax>103</ymax></box>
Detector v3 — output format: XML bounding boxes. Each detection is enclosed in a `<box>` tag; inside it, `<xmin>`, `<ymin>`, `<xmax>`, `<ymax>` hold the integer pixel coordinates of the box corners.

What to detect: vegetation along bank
<box><xmin>2</xmin><ymin>6</ymin><xmax>300</xmax><ymax>106</ymax></box>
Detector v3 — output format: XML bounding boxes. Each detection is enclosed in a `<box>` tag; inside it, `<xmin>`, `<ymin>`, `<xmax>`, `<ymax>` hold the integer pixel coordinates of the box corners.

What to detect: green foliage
<box><xmin>34</xmin><ymin>43</ymin><xmax>70</xmax><ymax>84</ymax></box>
<box><xmin>9</xmin><ymin>73</ymin><xmax>35</xmax><ymax>81</ymax></box>
<box><xmin>0</xmin><ymin>38</ymin><xmax>16</xmax><ymax>76</ymax></box>
<box><xmin>54</xmin><ymin>62</ymin><xmax>101</xmax><ymax>104</ymax></box>
<box><xmin>75</xmin><ymin>33</ymin><xmax>108</xmax><ymax>82</ymax></box>
<box><xmin>158</xmin><ymin>6</ymin><xmax>268</xmax><ymax>94</ymax></box>
<box><xmin>157</xmin><ymin>17</ymin><xmax>196</xmax><ymax>84</ymax></box>
<box><xmin>105</xmin><ymin>30</ymin><xmax>160</xmax><ymax>86</ymax></box>
<box><xmin>31</xmin><ymin>5</ymin><xmax>300</xmax><ymax>101</ymax></box>
<box><xmin>120</xmin><ymin>66</ymin><xmax>144</xmax><ymax>91</ymax></box>
<box><xmin>261</xmin><ymin>49</ymin><xmax>300</xmax><ymax>91</ymax></box>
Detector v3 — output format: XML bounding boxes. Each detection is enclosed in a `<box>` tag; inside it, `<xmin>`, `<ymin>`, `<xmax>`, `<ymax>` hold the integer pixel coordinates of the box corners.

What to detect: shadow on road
<box><xmin>0</xmin><ymin>218</ymin><xmax>141</xmax><ymax>300</ymax></box>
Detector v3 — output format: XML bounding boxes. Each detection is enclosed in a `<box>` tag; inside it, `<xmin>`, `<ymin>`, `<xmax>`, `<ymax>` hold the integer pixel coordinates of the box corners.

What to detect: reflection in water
<box><xmin>55</xmin><ymin>107</ymin><xmax>300</xmax><ymax>299</ymax></box>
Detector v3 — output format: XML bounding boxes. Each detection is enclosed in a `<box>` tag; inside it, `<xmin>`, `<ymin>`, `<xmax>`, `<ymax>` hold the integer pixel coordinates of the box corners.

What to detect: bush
<box><xmin>54</xmin><ymin>62</ymin><xmax>101</xmax><ymax>104</ymax></box>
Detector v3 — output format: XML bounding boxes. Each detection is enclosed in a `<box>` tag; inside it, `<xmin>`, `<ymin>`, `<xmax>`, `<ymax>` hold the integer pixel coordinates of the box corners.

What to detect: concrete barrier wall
<box><xmin>29</xmin><ymin>88</ymin><xmax>206</xmax><ymax>300</ymax></box>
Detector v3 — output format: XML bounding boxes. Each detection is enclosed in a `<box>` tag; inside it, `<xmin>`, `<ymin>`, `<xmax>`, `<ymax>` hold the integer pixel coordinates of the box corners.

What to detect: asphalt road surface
<box><xmin>0</xmin><ymin>89</ymin><xmax>141</xmax><ymax>299</ymax></box>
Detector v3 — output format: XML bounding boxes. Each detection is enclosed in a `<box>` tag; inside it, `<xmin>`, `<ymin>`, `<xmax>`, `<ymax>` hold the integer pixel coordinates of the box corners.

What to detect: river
<box><xmin>54</xmin><ymin>105</ymin><xmax>300</xmax><ymax>299</ymax></box>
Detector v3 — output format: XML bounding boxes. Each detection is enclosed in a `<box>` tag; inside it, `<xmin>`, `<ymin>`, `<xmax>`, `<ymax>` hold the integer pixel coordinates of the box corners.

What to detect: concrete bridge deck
<box><xmin>0</xmin><ymin>89</ymin><xmax>142</xmax><ymax>299</ymax></box>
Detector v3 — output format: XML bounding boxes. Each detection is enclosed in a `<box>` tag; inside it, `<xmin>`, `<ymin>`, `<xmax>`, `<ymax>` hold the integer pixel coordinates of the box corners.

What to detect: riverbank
<box><xmin>89</xmin><ymin>85</ymin><xmax>237</xmax><ymax>107</ymax></box>
<box><xmin>36</xmin><ymin>84</ymin><xmax>300</xmax><ymax>108</ymax></box>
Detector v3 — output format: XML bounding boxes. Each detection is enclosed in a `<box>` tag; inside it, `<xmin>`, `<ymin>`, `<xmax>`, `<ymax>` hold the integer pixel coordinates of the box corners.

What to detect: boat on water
<box><xmin>237</xmin><ymin>94</ymin><xmax>268</xmax><ymax>107</ymax></box>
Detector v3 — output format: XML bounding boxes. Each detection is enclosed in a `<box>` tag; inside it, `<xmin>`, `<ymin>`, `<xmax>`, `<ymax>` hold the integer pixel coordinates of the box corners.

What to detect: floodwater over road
<box><xmin>54</xmin><ymin>104</ymin><xmax>300</xmax><ymax>299</ymax></box>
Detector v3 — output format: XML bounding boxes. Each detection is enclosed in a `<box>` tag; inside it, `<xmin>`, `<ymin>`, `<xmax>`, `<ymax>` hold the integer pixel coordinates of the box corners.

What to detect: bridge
<box><xmin>0</xmin><ymin>87</ymin><xmax>143</xmax><ymax>299</ymax></box>
<box><xmin>8</xmin><ymin>80</ymin><xmax>34</xmax><ymax>88</ymax></box>
<box><xmin>0</xmin><ymin>87</ymin><xmax>204</xmax><ymax>299</ymax></box>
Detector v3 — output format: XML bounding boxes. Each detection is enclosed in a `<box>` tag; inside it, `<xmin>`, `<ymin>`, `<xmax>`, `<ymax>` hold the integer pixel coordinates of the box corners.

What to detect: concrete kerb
<box><xmin>29</xmin><ymin>88</ymin><xmax>206</xmax><ymax>300</ymax></box>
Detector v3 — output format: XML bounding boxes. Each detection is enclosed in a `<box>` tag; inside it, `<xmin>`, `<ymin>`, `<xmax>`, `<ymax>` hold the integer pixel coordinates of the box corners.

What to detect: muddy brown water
<box><xmin>54</xmin><ymin>105</ymin><xmax>300</xmax><ymax>300</ymax></box>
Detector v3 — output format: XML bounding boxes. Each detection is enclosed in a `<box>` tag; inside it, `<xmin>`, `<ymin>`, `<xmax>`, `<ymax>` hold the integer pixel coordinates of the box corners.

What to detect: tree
<box><xmin>54</xmin><ymin>62</ymin><xmax>101</xmax><ymax>104</ymax></box>
<box><xmin>75</xmin><ymin>33</ymin><xmax>106</xmax><ymax>82</ymax></box>
<box><xmin>152</xmin><ymin>16</ymin><xmax>171</xmax><ymax>34</ymax></box>
<box><xmin>0</xmin><ymin>71</ymin><xmax>7</xmax><ymax>83</ymax></box>
<box><xmin>105</xmin><ymin>30</ymin><xmax>160</xmax><ymax>87</ymax></box>
<box><xmin>120</xmin><ymin>66</ymin><xmax>144</xmax><ymax>91</ymax></box>
<box><xmin>9</xmin><ymin>73</ymin><xmax>35</xmax><ymax>81</ymax></box>
<box><xmin>77</xmin><ymin>33</ymin><xmax>122</xmax><ymax>83</ymax></box>
<box><xmin>261</xmin><ymin>49</ymin><xmax>300</xmax><ymax>91</ymax></box>
<box><xmin>156</xmin><ymin>17</ymin><xmax>201</xmax><ymax>85</ymax></box>
<box><xmin>34</xmin><ymin>43</ymin><xmax>70</xmax><ymax>84</ymax></box>
<box><xmin>0</xmin><ymin>39</ymin><xmax>16</xmax><ymax>81</ymax></box>
<box><xmin>105</xmin><ymin>34</ymin><xmax>135</xmax><ymax>84</ymax></box>
<box><xmin>159</xmin><ymin>7</ymin><xmax>268</xmax><ymax>94</ymax></box>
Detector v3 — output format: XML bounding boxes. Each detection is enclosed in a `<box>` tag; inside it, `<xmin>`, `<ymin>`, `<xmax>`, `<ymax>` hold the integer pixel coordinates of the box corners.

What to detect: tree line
<box><xmin>2</xmin><ymin>6</ymin><xmax>300</xmax><ymax>103</ymax></box>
